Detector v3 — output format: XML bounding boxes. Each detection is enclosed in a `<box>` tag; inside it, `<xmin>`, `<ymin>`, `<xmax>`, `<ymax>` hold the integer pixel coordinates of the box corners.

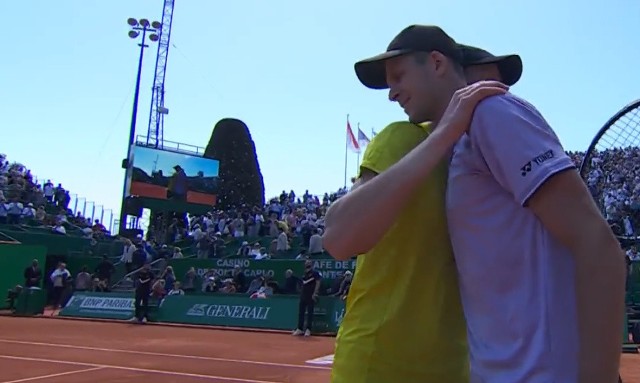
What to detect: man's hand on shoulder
<box><xmin>436</xmin><ymin>80</ymin><xmax>508</xmax><ymax>142</ymax></box>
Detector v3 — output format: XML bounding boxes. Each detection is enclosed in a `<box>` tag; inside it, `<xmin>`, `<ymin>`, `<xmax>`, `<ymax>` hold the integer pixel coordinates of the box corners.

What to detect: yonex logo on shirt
<box><xmin>520</xmin><ymin>149</ymin><xmax>555</xmax><ymax>177</ymax></box>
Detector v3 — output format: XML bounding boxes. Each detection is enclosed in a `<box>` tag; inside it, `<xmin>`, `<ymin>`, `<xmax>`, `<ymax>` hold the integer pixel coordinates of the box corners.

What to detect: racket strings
<box><xmin>581</xmin><ymin>106</ymin><xmax>640</xmax><ymax>235</ymax></box>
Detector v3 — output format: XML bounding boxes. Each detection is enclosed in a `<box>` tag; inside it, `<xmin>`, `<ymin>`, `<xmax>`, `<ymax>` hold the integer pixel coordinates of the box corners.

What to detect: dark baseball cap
<box><xmin>460</xmin><ymin>44</ymin><xmax>523</xmax><ymax>86</ymax></box>
<box><xmin>354</xmin><ymin>25</ymin><xmax>462</xmax><ymax>90</ymax></box>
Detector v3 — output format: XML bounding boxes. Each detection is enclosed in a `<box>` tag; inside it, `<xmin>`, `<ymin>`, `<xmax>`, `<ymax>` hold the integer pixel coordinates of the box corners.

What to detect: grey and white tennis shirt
<box><xmin>447</xmin><ymin>93</ymin><xmax>579</xmax><ymax>383</ymax></box>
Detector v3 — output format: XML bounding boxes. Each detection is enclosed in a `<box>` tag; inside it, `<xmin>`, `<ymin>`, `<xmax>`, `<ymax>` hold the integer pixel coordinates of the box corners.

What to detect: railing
<box><xmin>134</xmin><ymin>134</ymin><xmax>206</xmax><ymax>156</ymax></box>
<box><xmin>0</xmin><ymin>181</ymin><xmax>114</xmax><ymax>233</ymax></box>
<box><xmin>110</xmin><ymin>257</ymin><xmax>167</xmax><ymax>291</ymax></box>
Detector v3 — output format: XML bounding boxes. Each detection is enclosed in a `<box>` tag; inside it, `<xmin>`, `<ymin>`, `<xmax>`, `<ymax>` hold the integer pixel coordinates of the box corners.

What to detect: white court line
<box><xmin>0</xmin><ymin>355</ymin><xmax>279</xmax><ymax>383</ymax></box>
<box><xmin>0</xmin><ymin>367</ymin><xmax>103</xmax><ymax>383</ymax></box>
<box><xmin>0</xmin><ymin>339</ymin><xmax>330</xmax><ymax>371</ymax></box>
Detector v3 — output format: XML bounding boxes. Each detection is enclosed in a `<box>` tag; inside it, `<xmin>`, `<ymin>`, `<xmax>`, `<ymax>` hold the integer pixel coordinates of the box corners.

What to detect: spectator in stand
<box><xmin>52</xmin><ymin>221</ymin><xmax>66</xmax><ymax>235</ymax></box>
<box><xmin>120</xmin><ymin>239</ymin><xmax>135</xmax><ymax>275</ymax></box>
<box><xmin>160</xmin><ymin>266</ymin><xmax>176</xmax><ymax>292</ymax></box>
<box><xmin>74</xmin><ymin>266</ymin><xmax>92</xmax><ymax>292</ymax></box>
<box><xmin>332</xmin><ymin>271</ymin><xmax>352</xmax><ymax>300</ymax></box>
<box><xmin>246</xmin><ymin>276</ymin><xmax>265</xmax><ymax>296</ymax></box>
<box><xmin>43</xmin><ymin>180</ymin><xmax>54</xmax><ymax>203</ymax></box>
<box><xmin>22</xmin><ymin>203</ymin><xmax>35</xmax><ymax>220</ymax></box>
<box><xmin>172</xmin><ymin>247</ymin><xmax>183</xmax><ymax>259</ymax></box>
<box><xmin>230</xmin><ymin>266</ymin><xmax>246</xmax><ymax>292</ymax></box>
<box><xmin>281</xmin><ymin>269</ymin><xmax>300</xmax><ymax>295</ymax></box>
<box><xmin>95</xmin><ymin>255</ymin><xmax>115</xmax><ymax>287</ymax></box>
<box><xmin>6</xmin><ymin>198</ymin><xmax>22</xmax><ymax>224</ymax></box>
<box><xmin>220</xmin><ymin>279</ymin><xmax>236</xmax><ymax>293</ymax></box>
<box><xmin>308</xmin><ymin>228</ymin><xmax>323</xmax><ymax>255</ymax></box>
<box><xmin>182</xmin><ymin>267</ymin><xmax>198</xmax><ymax>293</ymax></box>
<box><xmin>0</xmin><ymin>197</ymin><xmax>7</xmax><ymax>224</ymax></box>
<box><xmin>34</xmin><ymin>205</ymin><xmax>45</xmax><ymax>221</ymax></box>
<box><xmin>167</xmin><ymin>281</ymin><xmax>184</xmax><ymax>296</ymax></box>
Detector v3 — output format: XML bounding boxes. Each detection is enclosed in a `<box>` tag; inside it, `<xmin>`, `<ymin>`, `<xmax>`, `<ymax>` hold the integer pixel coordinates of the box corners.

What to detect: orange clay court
<box><xmin>0</xmin><ymin>316</ymin><xmax>333</xmax><ymax>383</ymax></box>
<box><xmin>0</xmin><ymin>316</ymin><xmax>638</xmax><ymax>383</ymax></box>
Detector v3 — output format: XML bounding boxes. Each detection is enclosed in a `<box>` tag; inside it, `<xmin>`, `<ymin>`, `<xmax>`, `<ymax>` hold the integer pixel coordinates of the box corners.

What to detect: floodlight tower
<box><xmin>119</xmin><ymin>17</ymin><xmax>160</xmax><ymax>235</ymax></box>
<box><xmin>146</xmin><ymin>0</ymin><xmax>176</xmax><ymax>149</ymax></box>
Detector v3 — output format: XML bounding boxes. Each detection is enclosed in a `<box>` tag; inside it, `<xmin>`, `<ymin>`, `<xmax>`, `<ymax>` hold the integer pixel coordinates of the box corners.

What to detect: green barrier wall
<box><xmin>59</xmin><ymin>291</ymin><xmax>345</xmax><ymax>333</ymax></box>
<box><xmin>0</xmin><ymin>244</ymin><xmax>47</xmax><ymax>309</ymax></box>
<box><xmin>167</xmin><ymin>258</ymin><xmax>356</xmax><ymax>290</ymax></box>
<box><xmin>59</xmin><ymin>292</ymin><xmax>135</xmax><ymax>320</ymax></box>
<box><xmin>156</xmin><ymin>294</ymin><xmax>345</xmax><ymax>333</ymax></box>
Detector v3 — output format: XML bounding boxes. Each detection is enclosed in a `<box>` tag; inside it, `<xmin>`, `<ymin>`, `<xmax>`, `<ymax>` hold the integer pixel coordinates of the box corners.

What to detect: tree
<box><xmin>203</xmin><ymin>118</ymin><xmax>265</xmax><ymax>209</ymax></box>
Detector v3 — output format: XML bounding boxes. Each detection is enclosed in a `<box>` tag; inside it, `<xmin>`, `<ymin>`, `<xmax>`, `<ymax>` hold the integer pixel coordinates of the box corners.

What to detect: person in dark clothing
<box><xmin>95</xmin><ymin>255</ymin><xmax>115</xmax><ymax>288</ymax></box>
<box><xmin>132</xmin><ymin>263</ymin><xmax>154</xmax><ymax>323</ymax></box>
<box><xmin>281</xmin><ymin>269</ymin><xmax>300</xmax><ymax>294</ymax></box>
<box><xmin>292</xmin><ymin>260</ymin><xmax>321</xmax><ymax>337</ymax></box>
<box><xmin>230</xmin><ymin>266</ymin><xmax>246</xmax><ymax>293</ymax></box>
<box><xmin>132</xmin><ymin>245</ymin><xmax>147</xmax><ymax>270</ymax></box>
<box><xmin>23</xmin><ymin>259</ymin><xmax>42</xmax><ymax>288</ymax></box>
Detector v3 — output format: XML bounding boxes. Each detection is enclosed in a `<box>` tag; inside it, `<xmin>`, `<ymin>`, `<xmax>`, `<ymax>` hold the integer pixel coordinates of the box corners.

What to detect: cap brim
<box><xmin>471</xmin><ymin>54</ymin><xmax>522</xmax><ymax>86</ymax></box>
<box><xmin>354</xmin><ymin>49</ymin><xmax>412</xmax><ymax>90</ymax></box>
<box><xmin>496</xmin><ymin>55</ymin><xmax>523</xmax><ymax>86</ymax></box>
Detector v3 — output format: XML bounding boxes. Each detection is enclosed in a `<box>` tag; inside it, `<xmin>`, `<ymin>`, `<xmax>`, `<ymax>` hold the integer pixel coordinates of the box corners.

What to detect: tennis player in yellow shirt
<box><xmin>324</xmin><ymin>44</ymin><xmax>522</xmax><ymax>383</ymax></box>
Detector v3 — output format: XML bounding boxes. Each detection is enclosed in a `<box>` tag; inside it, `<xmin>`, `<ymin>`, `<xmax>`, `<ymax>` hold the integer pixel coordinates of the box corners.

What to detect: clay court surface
<box><xmin>0</xmin><ymin>316</ymin><xmax>638</xmax><ymax>383</ymax></box>
<box><xmin>0</xmin><ymin>317</ymin><xmax>334</xmax><ymax>383</ymax></box>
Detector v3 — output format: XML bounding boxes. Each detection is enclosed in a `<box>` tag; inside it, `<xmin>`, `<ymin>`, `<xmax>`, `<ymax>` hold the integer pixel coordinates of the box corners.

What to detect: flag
<box><xmin>346</xmin><ymin>121</ymin><xmax>360</xmax><ymax>153</ymax></box>
<box><xmin>371</xmin><ymin>128</ymin><xmax>378</xmax><ymax>137</ymax></box>
<box><xmin>357</xmin><ymin>128</ymin><xmax>370</xmax><ymax>147</ymax></box>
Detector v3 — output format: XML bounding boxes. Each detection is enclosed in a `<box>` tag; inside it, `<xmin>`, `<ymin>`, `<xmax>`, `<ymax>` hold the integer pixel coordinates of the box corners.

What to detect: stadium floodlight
<box><xmin>120</xmin><ymin>16</ymin><xmax>160</xmax><ymax>235</ymax></box>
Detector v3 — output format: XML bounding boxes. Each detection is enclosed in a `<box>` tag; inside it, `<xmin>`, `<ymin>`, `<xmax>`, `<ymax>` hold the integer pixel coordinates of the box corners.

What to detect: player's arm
<box><xmin>313</xmin><ymin>273</ymin><xmax>321</xmax><ymax>298</ymax></box>
<box><xmin>527</xmin><ymin>169</ymin><xmax>624</xmax><ymax>383</ymax></box>
<box><xmin>323</xmin><ymin>82</ymin><xmax>507</xmax><ymax>260</ymax></box>
<box><xmin>471</xmin><ymin>96</ymin><xmax>625</xmax><ymax>383</ymax></box>
<box><xmin>323</xmin><ymin>127</ymin><xmax>463</xmax><ymax>261</ymax></box>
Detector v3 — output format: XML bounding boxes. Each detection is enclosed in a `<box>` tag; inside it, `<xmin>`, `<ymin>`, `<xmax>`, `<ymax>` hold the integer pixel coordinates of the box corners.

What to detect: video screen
<box><xmin>129</xmin><ymin>146</ymin><xmax>220</xmax><ymax>207</ymax></box>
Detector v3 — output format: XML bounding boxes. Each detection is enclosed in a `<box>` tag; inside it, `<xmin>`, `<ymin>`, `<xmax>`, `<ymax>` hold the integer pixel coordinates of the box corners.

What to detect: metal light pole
<box><xmin>118</xmin><ymin>17</ymin><xmax>161</xmax><ymax>235</ymax></box>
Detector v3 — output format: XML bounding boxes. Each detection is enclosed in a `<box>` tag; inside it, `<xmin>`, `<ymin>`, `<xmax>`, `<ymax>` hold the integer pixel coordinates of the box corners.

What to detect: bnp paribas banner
<box><xmin>156</xmin><ymin>294</ymin><xmax>345</xmax><ymax>333</ymax></box>
<box><xmin>167</xmin><ymin>258</ymin><xmax>356</xmax><ymax>288</ymax></box>
<box><xmin>59</xmin><ymin>292</ymin><xmax>135</xmax><ymax>320</ymax></box>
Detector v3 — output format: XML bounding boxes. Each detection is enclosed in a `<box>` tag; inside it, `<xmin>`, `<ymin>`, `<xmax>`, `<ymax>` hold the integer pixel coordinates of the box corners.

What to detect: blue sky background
<box><xmin>1</xmin><ymin>0</ymin><xmax>639</xmax><ymax>219</ymax></box>
<box><xmin>132</xmin><ymin>146</ymin><xmax>219</xmax><ymax>178</ymax></box>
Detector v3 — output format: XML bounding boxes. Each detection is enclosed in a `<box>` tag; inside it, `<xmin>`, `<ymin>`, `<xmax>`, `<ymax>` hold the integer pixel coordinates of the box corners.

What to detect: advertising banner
<box><xmin>167</xmin><ymin>258</ymin><xmax>356</xmax><ymax>289</ymax></box>
<box><xmin>59</xmin><ymin>292</ymin><xmax>135</xmax><ymax>320</ymax></box>
<box><xmin>156</xmin><ymin>294</ymin><xmax>345</xmax><ymax>333</ymax></box>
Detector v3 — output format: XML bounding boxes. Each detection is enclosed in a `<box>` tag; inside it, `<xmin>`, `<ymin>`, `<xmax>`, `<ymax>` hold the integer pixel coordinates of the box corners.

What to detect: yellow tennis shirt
<box><xmin>331</xmin><ymin>121</ymin><xmax>468</xmax><ymax>383</ymax></box>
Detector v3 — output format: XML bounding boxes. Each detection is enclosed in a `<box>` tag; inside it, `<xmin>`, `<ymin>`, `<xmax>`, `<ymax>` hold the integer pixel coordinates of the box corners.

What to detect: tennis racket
<box><xmin>578</xmin><ymin>99</ymin><xmax>640</xmax><ymax>383</ymax></box>
<box><xmin>578</xmin><ymin>99</ymin><xmax>640</xmax><ymax>239</ymax></box>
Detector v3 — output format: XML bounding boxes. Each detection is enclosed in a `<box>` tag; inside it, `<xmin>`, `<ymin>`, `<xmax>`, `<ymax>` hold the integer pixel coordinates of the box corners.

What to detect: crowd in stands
<box><xmin>144</xmin><ymin>187</ymin><xmax>348</xmax><ymax>259</ymax></box>
<box><xmin>144</xmin><ymin>149</ymin><xmax>640</xmax><ymax>260</ymax></box>
<box><xmin>568</xmin><ymin>148</ymin><xmax>640</xmax><ymax>237</ymax></box>
<box><xmin>0</xmin><ymin>154</ymin><xmax>110</xmax><ymax>240</ymax></box>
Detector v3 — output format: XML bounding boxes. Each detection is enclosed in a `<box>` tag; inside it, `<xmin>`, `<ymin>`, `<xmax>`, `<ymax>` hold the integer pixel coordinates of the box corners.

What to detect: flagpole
<box><xmin>356</xmin><ymin>123</ymin><xmax>361</xmax><ymax>172</ymax></box>
<box><xmin>344</xmin><ymin>114</ymin><xmax>349</xmax><ymax>188</ymax></box>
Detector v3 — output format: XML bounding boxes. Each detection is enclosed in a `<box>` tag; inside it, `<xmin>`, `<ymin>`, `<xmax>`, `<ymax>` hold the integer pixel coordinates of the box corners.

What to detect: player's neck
<box><xmin>431</xmin><ymin>80</ymin><xmax>467</xmax><ymax>128</ymax></box>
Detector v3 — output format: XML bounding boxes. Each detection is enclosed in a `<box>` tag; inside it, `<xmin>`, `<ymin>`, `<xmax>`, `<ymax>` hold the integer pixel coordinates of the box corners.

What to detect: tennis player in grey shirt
<box><xmin>339</xmin><ymin>24</ymin><xmax>625</xmax><ymax>383</ymax></box>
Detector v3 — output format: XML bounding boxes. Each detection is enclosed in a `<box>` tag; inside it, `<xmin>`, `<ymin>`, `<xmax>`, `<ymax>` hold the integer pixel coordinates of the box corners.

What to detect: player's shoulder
<box><xmin>369</xmin><ymin>121</ymin><xmax>430</xmax><ymax>148</ymax></box>
<box><xmin>474</xmin><ymin>93</ymin><xmax>544</xmax><ymax>122</ymax></box>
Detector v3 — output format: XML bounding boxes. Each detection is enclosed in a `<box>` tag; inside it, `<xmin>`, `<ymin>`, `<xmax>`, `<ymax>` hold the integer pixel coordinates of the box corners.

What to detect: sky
<box><xmin>132</xmin><ymin>146</ymin><xmax>219</xmax><ymax>177</ymax></box>
<box><xmin>1</xmin><ymin>0</ymin><xmax>639</xmax><ymax>223</ymax></box>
